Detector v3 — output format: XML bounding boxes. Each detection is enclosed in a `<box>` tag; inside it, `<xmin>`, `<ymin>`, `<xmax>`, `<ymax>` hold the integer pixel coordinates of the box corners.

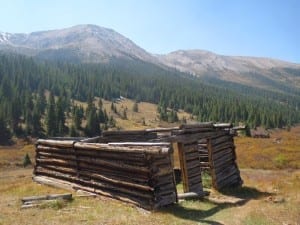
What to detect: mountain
<box><xmin>0</xmin><ymin>24</ymin><xmax>158</xmax><ymax>63</ymax></box>
<box><xmin>157</xmin><ymin>50</ymin><xmax>300</xmax><ymax>92</ymax></box>
<box><xmin>1</xmin><ymin>25</ymin><xmax>299</xmax><ymax>95</ymax></box>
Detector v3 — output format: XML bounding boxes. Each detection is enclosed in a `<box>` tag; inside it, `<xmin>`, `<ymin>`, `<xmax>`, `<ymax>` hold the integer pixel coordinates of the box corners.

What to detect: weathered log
<box><xmin>177</xmin><ymin>192</ymin><xmax>205</xmax><ymax>199</ymax></box>
<box><xmin>212</xmin><ymin>148</ymin><xmax>233</xmax><ymax>161</ymax></box>
<box><xmin>172</xmin><ymin>127</ymin><xmax>215</xmax><ymax>135</ymax></box>
<box><xmin>145</xmin><ymin>127</ymin><xmax>179</xmax><ymax>132</ymax></box>
<box><xmin>214</xmin><ymin>174</ymin><xmax>241</xmax><ymax>189</ymax></box>
<box><xmin>103</xmin><ymin>130</ymin><xmax>148</xmax><ymax>136</ymax></box>
<box><xmin>37</xmin><ymin>139</ymin><xmax>75</xmax><ymax>148</ymax></box>
<box><xmin>186</xmin><ymin>160</ymin><xmax>201</xmax><ymax>171</ymax></box>
<box><xmin>77</xmin><ymin>170</ymin><xmax>153</xmax><ymax>191</ymax></box>
<box><xmin>74</xmin><ymin>142</ymin><xmax>171</xmax><ymax>155</ymax></box>
<box><xmin>22</xmin><ymin>193</ymin><xmax>72</xmax><ymax>203</ymax></box>
<box><xmin>37</xmin><ymin>164</ymin><xmax>77</xmax><ymax>175</ymax></box>
<box><xmin>37</xmin><ymin>151</ymin><xmax>77</xmax><ymax>161</ymax></box>
<box><xmin>213</xmin><ymin>157</ymin><xmax>235</xmax><ymax>170</ymax></box>
<box><xmin>188</xmin><ymin>183</ymin><xmax>204</xmax><ymax>194</ymax></box>
<box><xmin>213</xmin><ymin>123</ymin><xmax>233</xmax><ymax>129</ymax></box>
<box><xmin>36</xmin><ymin>158</ymin><xmax>77</xmax><ymax>167</ymax></box>
<box><xmin>76</xmin><ymin>155</ymin><xmax>150</xmax><ymax>173</ymax></box>
<box><xmin>211</xmin><ymin>142</ymin><xmax>235</xmax><ymax>154</ymax></box>
<box><xmin>212</xmin><ymin>149</ymin><xmax>235</xmax><ymax>163</ymax></box>
<box><xmin>211</xmin><ymin>135</ymin><xmax>232</xmax><ymax>146</ymax></box>
<box><xmin>80</xmin><ymin>136</ymin><xmax>101</xmax><ymax>143</ymax></box>
<box><xmin>179</xmin><ymin>122</ymin><xmax>214</xmax><ymax>129</ymax></box>
<box><xmin>185</xmin><ymin>152</ymin><xmax>200</xmax><ymax>161</ymax></box>
<box><xmin>33</xmin><ymin>176</ymin><xmax>155</xmax><ymax>210</ymax></box>
<box><xmin>76</xmin><ymin>178</ymin><xmax>154</xmax><ymax>200</ymax></box>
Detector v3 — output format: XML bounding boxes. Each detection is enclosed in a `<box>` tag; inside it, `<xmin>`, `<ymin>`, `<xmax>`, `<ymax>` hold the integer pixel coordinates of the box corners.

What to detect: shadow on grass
<box><xmin>219</xmin><ymin>185</ymin><xmax>272</xmax><ymax>200</ymax></box>
<box><xmin>160</xmin><ymin>186</ymin><xmax>273</xmax><ymax>224</ymax></box>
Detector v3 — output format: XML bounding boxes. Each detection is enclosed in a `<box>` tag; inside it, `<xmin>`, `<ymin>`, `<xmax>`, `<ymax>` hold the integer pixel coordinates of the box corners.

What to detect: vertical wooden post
<box><xmin>169</xmin><ymin>145</ymin><xmax>178</xmax><ymax>202</ymax></box>
<box><xmin>207</xmin><ymin>138</ymin><xmax>217</xmax><ymax>189</ymax></box>
<box><xmin>177</xmin><ymin>142</ymin><xmax>189</xmax><ymax>193</ymax></box>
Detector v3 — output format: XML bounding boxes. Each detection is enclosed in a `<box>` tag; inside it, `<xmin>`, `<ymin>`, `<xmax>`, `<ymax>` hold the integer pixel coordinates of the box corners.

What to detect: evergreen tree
<box><xmin>56</xmin><ymin>96</ymin><xmax>67</xmax><ymax>135</ymax></box>
<box><xmin>45</xmin><ymin>93</ymin><xmax>56</xmax><ymax>136</ymax></box>
<box><xmin>0</xmin><ymin>117</ymin><xmax>11</xmax><ymax>144</ymax></box>
<box><xmin>85</xmin><ymin>102</ymin><xmax>101</xmax><ymax>137</ymax></box>
<box><xmin>132</xmin><ymin>102</ymin><xmax>139</xmax><ymax>112</ymax></box>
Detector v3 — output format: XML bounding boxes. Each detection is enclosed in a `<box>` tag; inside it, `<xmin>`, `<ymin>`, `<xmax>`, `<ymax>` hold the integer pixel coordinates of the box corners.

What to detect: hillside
<box><xmin>0</xmin><ymin>52</ymin><xmax>299</xmax><ymax>143</ymax></box>
<box><xmin>158</xmin><ymin>50</ymin><xmax>300</xmax><ymax>94</ymax></box>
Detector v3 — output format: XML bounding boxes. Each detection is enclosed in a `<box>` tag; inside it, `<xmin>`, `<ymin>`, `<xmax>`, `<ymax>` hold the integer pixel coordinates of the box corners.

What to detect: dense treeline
<box><xmin>0</xmin><ymin>53</ymin><xmax>299</xmax><ymax>142</ymax></box>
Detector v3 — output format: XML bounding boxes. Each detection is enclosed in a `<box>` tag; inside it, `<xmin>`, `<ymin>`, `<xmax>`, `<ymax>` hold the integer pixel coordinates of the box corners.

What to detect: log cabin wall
<box><xmin>34</xmin><ymin>140</ymin><xmax>177</xmax><ymax>210</ymax></box>
<box><xmin>207</xmin><ymin>130</ymin><xmax>243</xmax><ymax>189</ymax></box>
<box><xmin>33</xmin><ymin>122</ymin><xmax>243</xmax><ymax>209</ymax></box>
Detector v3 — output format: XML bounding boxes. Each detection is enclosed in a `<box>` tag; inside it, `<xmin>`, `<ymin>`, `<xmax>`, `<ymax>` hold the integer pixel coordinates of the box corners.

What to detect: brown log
<box><xmin>177</xmin><ymin>192</ymin><xmax>205</xmax><ymax>199</ymax></box>
<box><xmin>22</xmin><ymin>193</ymin><xmax>72</xmax><ymax>203</ymax></box>
<box><xmin>76</xmin><ymin>178</ymin><xmax>154</xmax><ymax>200</ymax></box>
<box><xmin>213</xmin><ymin>123</ymin><xmax>233</xmax><ymax>128</ymax></box>
<box><xmin>185</xmin><ymin>152</ymin><xmax>200</xmax><ymax>161</ymax></box>
<box><xmin>215</xmin><ymin>174</ymin><xmax>240</xmax><ymax>190</ymax></box>
<box><xmin>212</xmin><ymin>148</ymin><xmax>233</xmax><ymax>161</ymax></box>
<box><xmin>37</xmin><ymin>164</ymin><xmax>77</xmax><ymax>175</ymax></box>
<box><xmin>80</xmin><ymin>136</ymin><xmax>101</xmax><ymax>143</ymax></box>
<box><xmin>186</xmin><ymin>160</ymin><xmax>201</xmax><ymax>171</ymax></box>
<box><xmin>33</xmin><ymin>176</ymin><xmax>154</xmax><ymax>210</ymax></box>
<box><xmin>76</xmin><ymin>155</ymin><xmax>150</xmax><ymax>173</ymax></box>
<box><xmin>154</xmin><ymin>194</ymin><xmax>177</xmax><ymax>208</ymax></box>
<box><xmin>36</xmin><ymin>158</ymin><xmax>77</xmax><ymax>167</ymax></box>
<box><xmin>74</xmin><ymin>142</ymin><xmax>172</xmax><ymax>155</ymax></box>
<box><xmin>179</xmin><ymin>122</ymin><xmax>214</xmax><ymax>129</ymax></box>
<box><xmin>77</xmin><ymin>170</ymin><xmax>153</xmax><ymax>191</ymax></box>
<box><xmin>37</xmin><ymin>151</ymin><xmax>77</xmax><ymax>161</ymax></box>
<box><xmin>211</xmin><ymin>142</ymin><xmax>235</xmax><ymax>154</ymax></box>
<box><xmin>145</xmin><ymin>127</ymin><xmax>179</xmax><ymax>132</ymax></box>
<box><xmin>37</xmin><ymin>139</ymin><xmax>75</xmax><ymax>148</ymax></box>
<box><xmin>211</xmin><ymin>136</ymin><xmax>232</xmax><ymax>147</ymax></box>
<box><xmin>213</xmin><ymin>157</ymin><xmax>235</xmax><ymax>170</ymax></box>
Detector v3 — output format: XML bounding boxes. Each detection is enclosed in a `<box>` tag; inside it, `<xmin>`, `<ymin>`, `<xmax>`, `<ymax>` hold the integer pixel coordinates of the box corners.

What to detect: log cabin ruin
<box><xmin>33</xmin><ymin>122</ymin><xmax>243</xmax><ymax>210</ymax></box>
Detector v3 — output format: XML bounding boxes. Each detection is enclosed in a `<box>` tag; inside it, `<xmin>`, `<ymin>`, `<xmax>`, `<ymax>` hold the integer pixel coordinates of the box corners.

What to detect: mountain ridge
<box><xmin>0</xmin><ymin>24</ymin><xmax>299</xmax><ymax>92</ymax></box>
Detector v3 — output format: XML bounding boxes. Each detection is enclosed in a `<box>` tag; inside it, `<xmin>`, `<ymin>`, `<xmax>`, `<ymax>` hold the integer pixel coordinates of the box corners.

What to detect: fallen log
<box><xmin>22</xmin><ymin>193</ymin><xmax>72</xmax><ymax>203</ymax></box>
<box><xmin>177</xmin><ymin>192</ymin><xmax>206</xmax><ymax>200</ymax></box>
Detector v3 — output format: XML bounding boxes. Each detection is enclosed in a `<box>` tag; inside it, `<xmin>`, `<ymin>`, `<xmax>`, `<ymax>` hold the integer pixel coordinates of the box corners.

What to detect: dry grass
<box><xmin>235</xmin><ymin>125</ymin><xmax>300</xmax><ymax>169</ymax></box>
<box><xmin>73</xmin><ymin>97</ymin><xmax>194</xmax><ymax>130</ymax></box>
<box><xmin>1</xmin><ymin>114</ymin><xmax>300</xmax><ymax>224</ymax></box>
<box><xmin>0</xmin><ymin>167</ymin><xmax>299</xmax><ymax>225</ymax></box>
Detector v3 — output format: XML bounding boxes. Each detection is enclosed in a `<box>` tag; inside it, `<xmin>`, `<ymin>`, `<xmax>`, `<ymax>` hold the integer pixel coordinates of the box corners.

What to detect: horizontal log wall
<box><xmin>198</xmin><ymin>138</ymin><xmax>209</xmax><ymax>171</ymax></box>
<box><xmin>208</xmin><ymin>131</ymin><xmax>243</xmax><ymax>190</ymax></box>
<box><xmin>180</xmin><ymin>142</ymin><xmax>204</xmax><ymax>194</ymax></box>
<box><xmin>34</xmin><ymin>140</ymin><xmax>177</xmax><ymax>210</ymax></box>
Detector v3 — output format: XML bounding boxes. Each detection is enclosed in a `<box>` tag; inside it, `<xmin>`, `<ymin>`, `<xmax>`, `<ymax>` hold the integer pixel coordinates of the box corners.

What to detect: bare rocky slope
<box><xmin>157</xmin><ymin>50</ymin><xmax>300</xmax><ymax>91</ymax></box>
<box><xmin>0</xmin><ymin>24</ymin><xmax>158</xmax><ymax>64</ymax></box>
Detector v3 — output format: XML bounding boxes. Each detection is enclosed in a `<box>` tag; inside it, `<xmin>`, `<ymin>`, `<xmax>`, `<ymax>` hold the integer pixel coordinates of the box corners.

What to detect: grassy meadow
<box><xmin>0</xmin><ymin>99</ymin><xmax>299</xmax><ymax>225</ymax></box>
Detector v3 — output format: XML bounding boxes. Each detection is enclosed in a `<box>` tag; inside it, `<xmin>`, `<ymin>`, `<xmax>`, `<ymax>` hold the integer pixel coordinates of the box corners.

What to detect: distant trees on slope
<box><xmin>0</xmin><ymin>53</ymin><xmax>299</xmax><ymax>141</ymax></box>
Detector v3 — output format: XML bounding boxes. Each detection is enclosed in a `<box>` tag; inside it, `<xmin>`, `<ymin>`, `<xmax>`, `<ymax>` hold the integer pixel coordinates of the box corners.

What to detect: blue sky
<box><xmin>0</xmin><ymin>0</ymin><xmax>299</xmax><ymax>62</ymax></box>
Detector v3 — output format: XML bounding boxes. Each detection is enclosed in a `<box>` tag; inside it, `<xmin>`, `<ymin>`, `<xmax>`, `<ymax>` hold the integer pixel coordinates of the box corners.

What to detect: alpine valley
<box><xmin>0</xmin><ymin>24</ymin><xmax>299</xmax><ymax>140</ymax></box>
